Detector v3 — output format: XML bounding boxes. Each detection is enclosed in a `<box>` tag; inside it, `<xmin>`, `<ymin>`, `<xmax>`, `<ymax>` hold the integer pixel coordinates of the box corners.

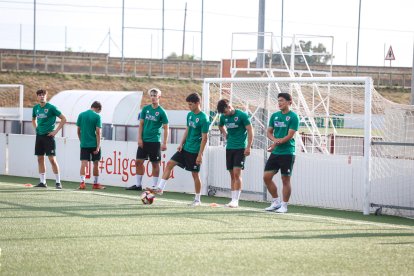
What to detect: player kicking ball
<box><xmin>147</xmin><ymin>93</ymin><xmax>209</xmax><ymax>206</ymax></box>
<box><xmin>263</xmin><ymin>93</ymin><xmax>299</xmax><ymax>213</ymax></box>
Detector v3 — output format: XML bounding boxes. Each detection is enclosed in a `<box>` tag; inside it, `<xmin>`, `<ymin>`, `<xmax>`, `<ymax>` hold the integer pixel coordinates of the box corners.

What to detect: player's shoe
<box><xmin>92</xmin><ymin>183</ymin><xmax>106</xmax><ymax>190</ymax></box>
<box><xmin>78</xmin><ymin>182</ymin><xmax>86</xmax><ymax>190</ymax></box>
<box><xmin>275</xmin><ymin>205</ymin><xmax>288</xmax><ymax>213</ymax></box>
<box><xmin>225</xmin><ymin>200</ymin><xmax>239</xmax><ymax>208</ymax></box>
<box><xmin>146</xmin><ymin>187</ymin><xmax>163</xmax><ymax>195</ymax></box>
<box><xmin>125</xmin><ymin>185</ymin><xmax>142</xmax><ymax>191</ymax></box>
<box><xmin>34</xmin><ymin>183</ymin><xmax>47</xmax><ymax>188</ymax></box>
<box><xmin>188</xmin><ymin>200</ymin><xmax>201</xmax><ymax>207</ymax></box>
<box><xmin>55</xmin><ymin>183</ymin><xmax>62</xmax><ymax>189</ymax></box>
<box><xmin>265</xmin><ymin>201</ymin><xmax>281</xmax><ymax>211</ymax></box>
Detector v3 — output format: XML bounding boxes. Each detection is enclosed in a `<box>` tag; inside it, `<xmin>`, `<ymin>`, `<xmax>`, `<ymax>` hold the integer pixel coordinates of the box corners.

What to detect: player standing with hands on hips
<box><xmin>32</xmin><ymin>89</ymin><xmax>66</xmax><ymax>189</ymax></box>
<box><xmin>263</xmin><ymin>93</ymin><xmax>299</xmax><ymax>213</ymax></box>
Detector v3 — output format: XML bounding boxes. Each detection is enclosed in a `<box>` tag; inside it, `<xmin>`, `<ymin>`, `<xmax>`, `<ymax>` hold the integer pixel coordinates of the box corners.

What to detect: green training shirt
<box><xmin>32</xmin><ymin>103</ymin><xmax>62</xmax><ymax>135</ymax></box>
<box><xmin>219</xmin><ymin>109</ymin><xmax>251</xmax><ymax>149</ymax></box>
<box><xmin>183</xmin><ymin>111</ymin><xmax>210</xmax><ymax>154</ymax></box>
<box><xmin>76</xmin><ymin>109</ymin><xmax>102</xmax><ymax>148</ymax></box>
<box><xmin>268</xmin><ymin>110</ymin><xmax>300</xmax><ymax>155</ymax></box>
<box><xmin>140</xmin><ymin>105</ymin><xmax>169</xmax><ymax>142</ymax></box>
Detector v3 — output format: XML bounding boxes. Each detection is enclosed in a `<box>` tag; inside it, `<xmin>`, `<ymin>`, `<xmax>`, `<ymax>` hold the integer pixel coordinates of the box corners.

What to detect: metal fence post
<box><xmin>45</xmin><ymin>55</ymin><xmax>48</xmax><ymax>72</ymax></box>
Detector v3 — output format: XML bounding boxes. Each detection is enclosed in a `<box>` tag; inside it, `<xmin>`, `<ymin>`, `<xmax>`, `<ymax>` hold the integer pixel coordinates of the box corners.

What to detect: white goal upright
<box><xmin>202</xmin><ymin>77</ymin><xmax>414</xmax><ymax>217</ymax></box>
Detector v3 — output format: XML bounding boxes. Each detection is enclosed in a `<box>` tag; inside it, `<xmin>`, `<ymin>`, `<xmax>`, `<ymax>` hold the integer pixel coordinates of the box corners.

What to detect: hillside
<box><xmin>0</xmin><ymin>71</ymin><xmax>411</xmax><ymax>109</ymax></box>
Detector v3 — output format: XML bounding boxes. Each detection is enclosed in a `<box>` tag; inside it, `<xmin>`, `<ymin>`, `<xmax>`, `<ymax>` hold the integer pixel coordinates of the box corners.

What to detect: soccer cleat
<box><xmin>125</xmin><ymin>185</ymin><xmax>142</xmax><ymax>191</ymax></box>
<box><xmin>34</xmin><ymin>183</ymin><xmax>47</xmax><ymax>188</ymax></box>
<box><xmin>55</xmin><ymin>183</ymin><xmax>62</xmax><ymax>189</ymax></box>
<box><xmin>92</xmin><ymin>183</ymin><xmax>106</xmax><ymax>190</ymax></box>
<box><xmin>275</xmin><ymin>205</ymin><xmax>288</xmax><ymax>213</ymax></box>
<box><xmin>265</xmin><ymin>201</ymin><xmax>281</xmax><ymax>211</ymax></box>
<box><xmin>146</xmin><ymin>187</ymin><xmax>163</xmax><ymax>195</ymax></box>
<box><xmin>188</xmin><ymin>200</ymin><xmax>201</xmax><ymax>207</ymax></box>
<box><xmin>78</xmin><ymin>182</ymin><xmax>86</xmax><ymax>190</ymax></box>
<box><xmin>225</xmin><ymin>200</ymin><xmax>239</xmax><ymax>208</ymax></box>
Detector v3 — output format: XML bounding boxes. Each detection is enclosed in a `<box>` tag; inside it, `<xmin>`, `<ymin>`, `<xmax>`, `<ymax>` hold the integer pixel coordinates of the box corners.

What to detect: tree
<box><xmin>166</xmin><ymin>52</ymin><xmax>195</xmax><ymax>60</ymax></box>
<box><xmin>268</xmin><ymin>40</ymin><xmax>331</xmax><ymax>65</ymax></box>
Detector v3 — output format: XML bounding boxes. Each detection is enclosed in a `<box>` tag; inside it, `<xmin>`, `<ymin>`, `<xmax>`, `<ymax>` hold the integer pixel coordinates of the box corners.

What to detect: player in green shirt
<box><xmin>32</xmin><ymin>89</ymin><xmax>66</xmax><ymax>189</ymax></box>
<box><xmin>148</xmin><ymin>93</ymin><xmax>210</xmax><ymax>206</ymax></box>
<box><xmin>217</xmin><ymin>99</ymin><xmax>254</xmax><ymax>208</ymax></box>
<box><xmin>76</xmin><ymin>101</ymin><xmax>104</xmax><ymax>190</ymax></box>
<box><xmin>126</xmin><ymin>88</ymin><xmax>169</xmax><ymax>191</ymax></box>
<box><xmin>264</xmin><ymin>93</ymin><xmax>300</xmax><ymax>213</ymax></box>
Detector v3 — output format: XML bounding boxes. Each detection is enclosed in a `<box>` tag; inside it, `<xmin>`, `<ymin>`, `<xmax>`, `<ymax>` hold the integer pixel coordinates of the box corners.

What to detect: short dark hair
<box><xmin>36</xmin><ymin>89</ymin><xmax>47</xmax><ymax>95</ymax></box>
<box><xmin>278</xmin><ymin>92</ymin><xmax>292</xmax><ymax>102</ymax></box>
<box><xmin>216</xmin><ymin>99</ymin><xmax>230</xmax><ymax>114</ymax></box>
<box><xmin>186</xmin><ymin>92</ymin><xmax>201</xmax><ymax>103</ymax></box>
<box><xmin>91</xmin><ymin>101</ymin><xmax>102</xmax><ymax>110</ymax></box>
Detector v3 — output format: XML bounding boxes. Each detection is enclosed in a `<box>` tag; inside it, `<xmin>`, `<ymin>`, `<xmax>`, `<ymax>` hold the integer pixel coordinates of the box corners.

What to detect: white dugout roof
<box><xmin>49</xmin><ymin>90</ymin><xmax>143</xmax><ymax>125</ymax></box>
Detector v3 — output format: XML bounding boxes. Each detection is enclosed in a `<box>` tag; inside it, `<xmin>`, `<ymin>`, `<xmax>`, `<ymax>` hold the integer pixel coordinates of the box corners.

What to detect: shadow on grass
<box><xmin>224</xmin><ymin>232</ymin><xmax>414</xmax><ymax>240</ymax></box>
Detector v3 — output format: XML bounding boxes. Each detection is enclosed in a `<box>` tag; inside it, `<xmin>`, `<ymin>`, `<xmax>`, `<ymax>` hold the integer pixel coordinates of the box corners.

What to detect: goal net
<box><xmin>0</xmin><ymin>85</ymin><xmax>24</xmax><ymax>134</ymax></box>
<box><xmin>202</xmin><ymin>77</ymin><xmax>414</xmax><ymax>217</ymax></box>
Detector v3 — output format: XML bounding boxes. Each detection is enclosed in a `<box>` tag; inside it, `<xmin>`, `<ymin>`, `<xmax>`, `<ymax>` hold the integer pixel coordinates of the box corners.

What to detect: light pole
<box><xmin>356</xmin><ymin>0</ymin><xmax>362</xmax><ymax>76</ymax></box>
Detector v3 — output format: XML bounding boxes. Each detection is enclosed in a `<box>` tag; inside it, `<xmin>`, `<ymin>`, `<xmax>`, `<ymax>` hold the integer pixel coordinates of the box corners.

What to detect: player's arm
<box><xmin>177</xmin><ymin>127</ymin><xmax>188</xmax><ymax>152</ymax></box>
<box><xmin>138</xmin><ymin>119</ymin><xmax>144</xmax><ymax>148</ymax></box>
<box><xmin>32</xmin><ymin>117</ymin><xmax>37</xmax><ymax>130</ymax></box>
<box><xmin>49</xmin><ymin>114</ymin><xmax>67</xmax><ymax>137</ymax></box>
<box><xmin>244</xmin><ymin>124</ymin><xmax>254</xmax><ymax>156</ymax></box>
<box><xmin>267</xmin><ymin>127</ymin><xmax>277</xmax><ymax>152</ymax></box>
<box><xmin>94</xmin><ymin>127</ymin><xmax>102</xmax><ymax>154</ymax></box>
<box><xmin>161</xmin><ymin>123</ymin><xmax>169</xmax><ymax>151</ymax></box>
<box><xmin>218</xmin><ymin>125</ymin><xmax>227</xmax><ymax>140</ymax></box>
<box><xmin>196</xmin><ymin>132</ymin><xmax>208</xmax><ymax>165</ymax></box>
<box><xmin>277</xmin><ymin>129</ymin><xmax>297</xmax><ymax>145</ymax></box>
<box><xmin>77</xmin><ymin>126</ymin><xmax>81</xmax><ymax>140</ymax></box>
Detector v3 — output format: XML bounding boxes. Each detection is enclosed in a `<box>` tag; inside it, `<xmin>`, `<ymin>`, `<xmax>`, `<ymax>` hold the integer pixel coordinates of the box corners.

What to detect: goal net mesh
<box><xmin>204</xmin><ymin>77</ymin><xmax>414</xmax><ymax>217</ymax></box>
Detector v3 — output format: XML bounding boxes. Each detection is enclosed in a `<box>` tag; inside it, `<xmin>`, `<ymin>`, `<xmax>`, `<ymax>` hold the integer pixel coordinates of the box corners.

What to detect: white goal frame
<box><xmin>202</xmin><ymin>77</ymin><xmax>373</xmax><ymax>215</ymax></box>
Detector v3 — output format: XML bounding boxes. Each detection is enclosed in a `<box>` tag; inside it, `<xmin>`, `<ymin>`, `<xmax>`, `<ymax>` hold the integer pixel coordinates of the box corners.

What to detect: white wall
<box><xmin>7</xmin><ymin>134</ymin><xmax>201</xmax><ymax>194</ymax></box>
<box><xmin>0</xmin><ymin>133</ymin><xmax>6</xmax><ymax>174</ymax></box>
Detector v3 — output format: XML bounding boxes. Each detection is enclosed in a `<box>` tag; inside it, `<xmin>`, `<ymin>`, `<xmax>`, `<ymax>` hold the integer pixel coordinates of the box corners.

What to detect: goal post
<box><xmin>202</xmin><ymin>76</ymin><xmax>413</xmax><ymax>217</ymax></box>
<box><xmin>0</xmin><ymin>84</ymin><xmax>24</xmax><ymax>134</ymax></box>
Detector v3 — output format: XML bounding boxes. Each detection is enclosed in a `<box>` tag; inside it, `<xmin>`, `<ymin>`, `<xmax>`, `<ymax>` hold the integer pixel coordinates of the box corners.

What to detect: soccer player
<box><xmin>76</xmin><ymin>101</ymin><xmax>105</xmax><ymax>190</ymax></box>
<box><xmin>32</xmin><ymin>89</ymin><xmax>67</xmax><ymax>189</ymax></box>
<box><xmin>263</xmin><ymin>92</ymin><xmax>299</xmax><ymax>213</ymax></box>
<box><xmin>126</xmin><ymin>88</ymin><xmax>169</xmax><ymax>191</ymax></box>
<box><xmin>148</xmin><ymin>92</ymin><xmax>209</xmax><ymax>206</ymax></box>
<box><xmin>217</xmin><ymin>99</ymin><xmax>253</xmax><ymax>208</ymax></box>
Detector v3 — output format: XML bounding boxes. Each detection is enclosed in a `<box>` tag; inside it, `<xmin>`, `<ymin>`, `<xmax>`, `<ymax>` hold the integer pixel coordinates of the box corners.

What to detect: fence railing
<box><xmin>0</xmin><ymin>53</ymin><xmax>411</xmax><ymax>88</ymax></box>
<box><xmin>0</xmin><ymin>53</ymin><xmax>221</xmax><ymax>80</ymax></box>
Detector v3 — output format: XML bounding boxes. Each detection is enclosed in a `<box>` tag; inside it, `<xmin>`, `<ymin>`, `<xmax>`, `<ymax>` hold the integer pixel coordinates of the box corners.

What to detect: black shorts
<box><xmin>80</xmin><ymin>147</ymin><xmax>102</xmax><ymax>162</ymax></box>
<box><xmin>136</xmin><ymin>142</ymin><xmax>161</xmax><ymax>162</ymax></box>
<box><xmin>171</xmin><ymin>149</ymin><xmax>200</xmax><ymax>172</ymax></box>
<box><xmin>226</xmin><ymin>149</ymin><xmax>246</xmax><ymax>170</ymax></box>
<box><xmin>264</xmin><ymin>154</ymin><xmax>295</xmax><ymax>176</ymax></box>
<box><xmin>34</xmin><ymin>134</ymin><xmax>56</xmax><ymax>156</ymax></box>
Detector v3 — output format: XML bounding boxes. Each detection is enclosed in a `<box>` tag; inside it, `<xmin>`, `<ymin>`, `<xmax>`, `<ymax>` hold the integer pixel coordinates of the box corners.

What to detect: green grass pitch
<box><xmin>0</xmin><ymin>175</ymin><xmax>413</xmax><ymax>275</ymax></box>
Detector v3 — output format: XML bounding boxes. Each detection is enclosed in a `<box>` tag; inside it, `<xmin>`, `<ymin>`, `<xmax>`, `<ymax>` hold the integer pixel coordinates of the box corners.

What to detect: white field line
<box><xmin>1</xmin><ymin>182</ymin><xmax>413</xmax><ymax>230</ymax></box>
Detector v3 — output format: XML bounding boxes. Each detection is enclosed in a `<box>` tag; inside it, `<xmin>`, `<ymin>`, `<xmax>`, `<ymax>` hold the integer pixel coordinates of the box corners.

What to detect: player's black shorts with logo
<box><xmin>171</xmin><ymin>149</ymin><xmax>200</xmax><ymax>172</ymax></box>
<box><xmin>80</xmin><ymin>147</ymin><xmax>101</xmax><ymax>161</ymax></box>
<box><xmin>264</xmin><ymin>154</ymin><xmax>295</xmax><ymax>176</ymax></box>
<box><xmin>136</xmin><ymin>142</ymin><xmax>161</xmax><ymax>162</ymax></box>
<box><xmin>226</xmin><ymin>148</ymin><xmax>246</xmax><ymax>170</ymax></box>
<box><xmin>34</xmin><ymin>134</ymin><xmax>56</xmax><ymax>156</ymax></box>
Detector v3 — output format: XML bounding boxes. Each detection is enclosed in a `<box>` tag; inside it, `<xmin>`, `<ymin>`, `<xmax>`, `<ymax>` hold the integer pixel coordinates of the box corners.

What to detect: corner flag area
<box><xmin>0</xmin><ymin>175</ymin><xmax>413</xmax><ymax>275</ymax></box>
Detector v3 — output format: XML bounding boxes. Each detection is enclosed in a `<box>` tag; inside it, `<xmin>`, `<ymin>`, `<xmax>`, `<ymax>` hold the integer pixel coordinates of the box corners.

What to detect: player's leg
<box><xmin>263</xmin><ymin>154</ymin><xmax>282</xmax><ymax>211</ymax></box>
<box><xmin>91</xmin><ymin>148</ymin><xmax>104</xmax><ymax>189</ymax></box>
<box><xmin>127</xmin><ymin>144</ymin><xmax>148</xmax><ymax>190</ymax></box>
<box><xmin>189</xmin><ymin>171</ymin><xmax>202</xmax><ymax>206</ymax></box>
<box><xmin>34</xmin><ymin>135</ymin><xmax>47</xmax><ymax>187</ymax></box>
<box><xmin>149</xmin><ymin>142</ymin><xmax>162</xmax><ymax>188</ymax></box>
<box><xmin>149</xmin><ymin>151</ymin><xmax>183</xmax><ymax>194</ymax></box>
<box><xmin>44</xmin><ymin>136</ymin><xmax>61</xmax><ymax>188</ymax></box>
<box><xmin>226</xmin><ymin>149</ymin><xmax>245</xmax><ymax>208</ymax></box>
<box><xmin>78</xmin><ymin>148</ymin><xmax>91</xmax><ymax>189</ymax></box>
<box><xmin>275</xmin><ymin>155</ymin><xmax>295</xmax><ymax>213</ymax></box>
